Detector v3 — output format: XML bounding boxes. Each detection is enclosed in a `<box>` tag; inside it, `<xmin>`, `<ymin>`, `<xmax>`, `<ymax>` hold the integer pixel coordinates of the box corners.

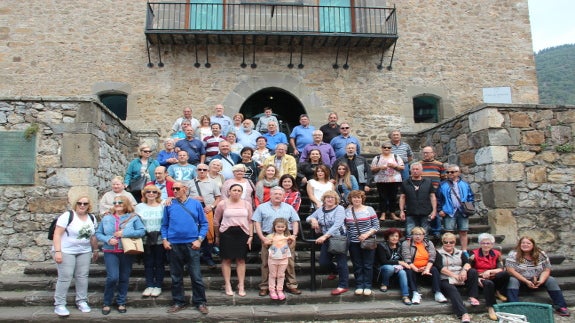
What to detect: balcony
<box><xmin>144</xmin><ymin>2</ymin><xmax>398</xmax><ymax>69</ymax></box>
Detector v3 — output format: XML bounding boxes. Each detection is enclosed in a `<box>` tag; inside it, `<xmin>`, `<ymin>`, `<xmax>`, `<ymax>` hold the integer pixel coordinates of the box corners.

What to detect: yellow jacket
<box><xmin>262</xmin><ymin>154</ymin><xmax>297</xmax><ymax>178</ymax></box>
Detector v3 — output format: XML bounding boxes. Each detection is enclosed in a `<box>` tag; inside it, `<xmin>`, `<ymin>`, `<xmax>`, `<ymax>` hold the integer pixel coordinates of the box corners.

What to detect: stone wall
<box><xmin>0</xmin><ymin>1</ymin><xmax>538</xmax><ymax>150</ymax></box>
<box><xmin>417</xmin><ymin>104</ymin><xmax>575</xmax><ymax>260</ymax></box>
<box><xmin>0</xmin><ymin>97</ymin><xmax>140</xmax><ymax>274</ymax></box>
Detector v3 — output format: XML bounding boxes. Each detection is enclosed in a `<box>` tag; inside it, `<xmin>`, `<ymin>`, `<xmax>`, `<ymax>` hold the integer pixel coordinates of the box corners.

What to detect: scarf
<box><xmin>255</xmin><ymin>178</ymin><xmax>279</xmax><ymax>203</ymax></box>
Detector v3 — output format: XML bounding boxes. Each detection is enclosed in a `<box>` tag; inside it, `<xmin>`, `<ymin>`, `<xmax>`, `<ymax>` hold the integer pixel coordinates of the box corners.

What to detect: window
<box><xmin>99</xmin><ymin>93</ymin><xmax>128</xmax><ymax>120</ymax></box>
<box><xmin>413</xmin><ymin>95</ymin><xmax>440</xmax><ymax>123</ymax></box>
<box><xmin>190</xmin><ymin>0</ymin><xmax>223</xmax><ymax>30</ymax></box>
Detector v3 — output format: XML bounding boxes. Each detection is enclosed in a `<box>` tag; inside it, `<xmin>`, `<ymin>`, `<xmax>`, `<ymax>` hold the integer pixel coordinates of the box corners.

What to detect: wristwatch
<box><xmin>198</xmin><ymin>236</ymin><xmax>204</xmax><ymax>242</ymax></box>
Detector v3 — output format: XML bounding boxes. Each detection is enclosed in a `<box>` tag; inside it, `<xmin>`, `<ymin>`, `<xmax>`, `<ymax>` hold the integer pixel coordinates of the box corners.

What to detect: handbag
<box><xmin>351</xmin><ymin>208</ymin><xmax>378</xmax><ymax>250</ymax></box>
<box><xmin>327</xmin><ymin>235</ymin><xmax>348</xmax><ymax>255</ymax></box>
<box><xmin>121</xmin><ymin>237</ymin><xmax>144</xmax><ymax>254</ymax></box>
<box><xmin>322</xmin><ymin>207</ymin><xmax>348</xmax><ymax>255</ymax></box>
<box><xmin>127</xmin><ymin>176</ymin><xmax>147</xmax><ymax>192</ymax></box>
<box><xmin>120</xmin><ymin>213</ymin><xmax>144</xmax><ymax>254</ymax></box>
<box><xmin>449</xmin><ymin>183</ymin><xmax>475</xmax><ymax>217</ymax></box>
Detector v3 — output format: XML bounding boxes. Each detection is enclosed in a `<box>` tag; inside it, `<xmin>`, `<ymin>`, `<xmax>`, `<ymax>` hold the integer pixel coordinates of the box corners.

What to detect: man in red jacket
<box><xmin>147</xmin><ymin>166</ymin><xmax>174</xmax><ymax>200</ymax></box>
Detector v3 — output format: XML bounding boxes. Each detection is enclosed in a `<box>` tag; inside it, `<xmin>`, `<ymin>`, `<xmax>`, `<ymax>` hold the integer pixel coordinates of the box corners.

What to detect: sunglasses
<box><xmin>172</xmin><ymin>187</ymin><xmax>183</xmax><ymax>191</ymax></box>
<box><xmin>112</xmin><ymin>201</ymin><xmax>124</xmax><ymax>205</ymax></box>
<box><xmin>443</xmin><ymin>241</ymin><xmax>456</xmax><ymax>244</ymax></box>
<box><xmin>197</xmin><ymin>169</ymin><xmax>209</xmax><ymax>171</ymax></box>
<box><xmin>446</xmin><ymin>171</ymin><xmax>458</xmax><ymax>174</ymax></box>
<box><xmin>141</xmin><ymin>150</ymin><xmax>152</xmax><ymax>153</ymax></box>
<box><xmin>76</xmin><ymin>202</ymin><xmax>89</xmax><ymax>206</ymax></box>
<box><xmin>340</xmin><ymin>127</ymin><xmax>350</xmax><ymax>129</ymax></box>
<box><xmin>145</xmin><ymin>190</ymin><xmax>159</xmax><ymax>194</ymax></box>
<box><xmin>382</xmin><ymin>147</ymin><xmax>392</xmax><ymax>149</ymax></box>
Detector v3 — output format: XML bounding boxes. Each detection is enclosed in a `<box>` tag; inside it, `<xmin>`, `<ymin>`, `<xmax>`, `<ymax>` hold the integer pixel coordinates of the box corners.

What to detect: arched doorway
<box><xmin>239</xmin><ymin>87</ymin><xmax>306</xmax><ymax>132</ymax></box>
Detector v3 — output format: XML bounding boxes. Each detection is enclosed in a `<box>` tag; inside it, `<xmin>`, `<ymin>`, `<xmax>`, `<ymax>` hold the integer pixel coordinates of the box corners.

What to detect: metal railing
<box><xmin>146</xmin><ymin>2</ymin><xmax>397</xmax><ymax>36</ymax></box>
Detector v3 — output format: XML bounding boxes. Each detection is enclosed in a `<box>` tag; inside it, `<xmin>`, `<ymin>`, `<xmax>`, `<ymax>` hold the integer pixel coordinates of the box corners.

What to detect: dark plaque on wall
<box><xmin>0</xmin><ymin>131</ymin><xmax>36</xmax><ymax>185</ymax></box>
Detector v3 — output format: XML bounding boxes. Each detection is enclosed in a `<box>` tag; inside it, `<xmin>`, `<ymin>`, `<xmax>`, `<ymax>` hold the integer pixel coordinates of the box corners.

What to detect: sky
<box><xmin>528</xmin><ymin>0</ymin><xmax>575</xmax><ymax>52</ymax></box>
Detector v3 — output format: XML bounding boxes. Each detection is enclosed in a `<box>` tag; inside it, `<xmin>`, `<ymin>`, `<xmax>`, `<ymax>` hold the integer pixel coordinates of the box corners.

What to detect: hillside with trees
<box><xmin>535</xmin><ymin>44</ymin><xmax>575</xmax><ymax>105</ymax></box>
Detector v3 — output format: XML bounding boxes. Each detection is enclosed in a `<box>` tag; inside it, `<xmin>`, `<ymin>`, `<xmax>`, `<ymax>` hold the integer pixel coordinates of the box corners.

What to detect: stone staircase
<box><xmin>1</xmin><ymin>189</ymin><xmax>574</xmax><ymax>322</ymax></box>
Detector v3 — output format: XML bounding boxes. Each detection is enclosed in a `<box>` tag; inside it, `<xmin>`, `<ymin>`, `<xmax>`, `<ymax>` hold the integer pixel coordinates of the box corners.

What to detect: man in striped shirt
<box><xmin>389</xmin><ymin>130</ymin><xmax>413</xmax><ymax>180</ymax></box>
<box><xmin>420</xmin><ymin>146</ymin><xmax>446</xmax><ymax>240</ymax></box>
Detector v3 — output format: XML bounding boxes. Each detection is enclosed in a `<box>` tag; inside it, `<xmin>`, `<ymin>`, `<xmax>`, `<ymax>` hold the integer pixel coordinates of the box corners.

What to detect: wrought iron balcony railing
<box><xmin>144</xmin><ymin>2</ymin><xmax>398</xmax><ymax>69</ymax></box>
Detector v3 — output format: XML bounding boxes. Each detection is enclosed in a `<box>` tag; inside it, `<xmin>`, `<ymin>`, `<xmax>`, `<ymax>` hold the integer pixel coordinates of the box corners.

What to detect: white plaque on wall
<box><xmin>483</xmin><ymin>87</ymin><xmax>512</xmax><ymax>104</ymax></box>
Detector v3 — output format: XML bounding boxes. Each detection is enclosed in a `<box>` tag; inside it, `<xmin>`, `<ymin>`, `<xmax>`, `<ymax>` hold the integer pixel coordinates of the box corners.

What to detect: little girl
<box><xmin>266</xmin><ymin>218</ymin><xmax>293</xmax><ymax>300</ymax></box>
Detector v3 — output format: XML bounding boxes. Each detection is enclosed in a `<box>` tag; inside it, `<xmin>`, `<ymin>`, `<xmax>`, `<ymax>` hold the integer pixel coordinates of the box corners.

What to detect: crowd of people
<box><xmin>50</xmin><ymin>106</ymin><xmax>570</xmax><ymax>321</ymax></box>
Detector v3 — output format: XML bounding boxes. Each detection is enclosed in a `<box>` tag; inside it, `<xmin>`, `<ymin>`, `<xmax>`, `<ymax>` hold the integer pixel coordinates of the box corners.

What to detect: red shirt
<box><xmin>472</xmin><ymin>248</ymin><xmax>501</xmax><ymax>273</ymax></box>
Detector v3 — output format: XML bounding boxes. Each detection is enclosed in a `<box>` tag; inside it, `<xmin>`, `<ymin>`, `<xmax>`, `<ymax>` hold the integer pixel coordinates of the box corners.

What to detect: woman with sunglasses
<box><xmin>371</xmin><ymin>141</ymin><xmax>404</xmax><ymax>221</ymax></box>
<box><xmin>135</xmin><ymin>185</ymin><xmax>165</xmax><ymax>298</ymax></box>
<box><xmin>214</xmin><ymin>183</ymin><xmax>253</xmax><ymax>297</ymax></box>
<box><xmin>434</xmin><ymin>233</ymin><xmax>479</xmax><ymax>323</ymax></box>
<box><xmin>52</xmin><ymin>196</ymin><xmax>98</xmax><ymax>317</ymax></box>
<box><xmin>96</xmin><ymin>195</ymin><xmax>145</xmax><ymax>315</ymax></box>
<box><xmin>124</xmin><ymin>144</ymin><xmax>160</xmax><ymax>202</ymax></box>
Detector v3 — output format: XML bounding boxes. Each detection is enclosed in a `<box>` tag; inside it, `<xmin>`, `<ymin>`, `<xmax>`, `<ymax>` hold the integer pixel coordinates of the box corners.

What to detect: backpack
<box><xmin>47</xmin><ymin>210</ymin><xmax>96</xmax><ymax>240</ymax></box>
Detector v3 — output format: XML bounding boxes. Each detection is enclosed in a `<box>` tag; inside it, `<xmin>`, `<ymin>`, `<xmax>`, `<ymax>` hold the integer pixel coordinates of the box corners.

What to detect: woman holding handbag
<box><xmin>344</xmin><ymin>190</ymin><xmax>380</xmax><ymax>296</ymax></box>
<box><xmin>96</xmin><ymin>195</ymin><xmax>145</xmax><ymax>315</ymax></box>
<box><xmin>124</xmin><ymin>144</ymin><xmax>160</xmax><ymax>203</ymax></box>
<box><xmin>306</xmin><ymin>190</ymin><xmax>349</xmax><ymax>296</ymax></box>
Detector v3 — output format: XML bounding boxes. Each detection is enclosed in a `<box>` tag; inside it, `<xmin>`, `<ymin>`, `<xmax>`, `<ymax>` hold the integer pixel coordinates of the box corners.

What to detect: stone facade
<box><xmin>417</xmin><ymin>104</ymin><xmax>575</xmax><ymax>258</ymax></box>
<box><xmin>0</xmin><ymin>98</ymin><xmax>142</xmax><ymax>274</ymax></box>
<box><xmin>0</xmin><ymin>1</ymin><xmax>538</xmax><ymax>152</ymax></box>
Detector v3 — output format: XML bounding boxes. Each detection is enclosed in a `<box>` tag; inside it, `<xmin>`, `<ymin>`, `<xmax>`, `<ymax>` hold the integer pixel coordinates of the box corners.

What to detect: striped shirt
<box><xmin>345</xmin><ymin>206</ymin><xmax>379</xmax><ymax>243</ymax></box>
<box><xmin>420</xmin><ymin>159</ymin><xmax>445</xmax><ymax>188</ymax></box>
<box><xmin>391</xmin><ymin>141</ymin><xmax>413</xmax><ymax>163</ymax></box>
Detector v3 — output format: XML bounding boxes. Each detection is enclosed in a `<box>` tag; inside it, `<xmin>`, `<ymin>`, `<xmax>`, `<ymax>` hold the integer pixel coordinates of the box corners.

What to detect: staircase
<box><xmin>1</xmin><ymin>187</ymin><xmax>574</xmax><ymax>322</ymax></box>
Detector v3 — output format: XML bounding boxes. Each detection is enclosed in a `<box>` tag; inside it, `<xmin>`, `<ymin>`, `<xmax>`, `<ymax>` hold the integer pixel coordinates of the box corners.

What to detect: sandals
<box><xmin>461</xmin><ymin>313</ymin><xmax>471</xmax><ymax>323</ymax></box>
<box><xmin>469</xmin><ymin>297</ymin><xmax>480</xmax><ymax>306</ymax></box>
<box><xmin>402</xmin><ymin>296</ymin><xmax>412</xmax><ymax>305</ymax></box>
<box><xmin>117</xmin><ymin>305</ymin><xmax>127</xmax><ymax>313</ymax></box>
<box><xmin>101</xmin><ymin>306</ymin><xmax>111</xmax><ymax>315</ymax></box>
<box><xmin>380</xmin><ymin>285</ymin><xmax>388</xmax><ymax>292</ymax></box>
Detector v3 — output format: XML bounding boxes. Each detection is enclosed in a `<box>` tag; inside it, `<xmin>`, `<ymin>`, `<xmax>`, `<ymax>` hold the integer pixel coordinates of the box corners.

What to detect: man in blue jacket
<box><xmin>437</xmin><ymin>164</ymin><xmax>474</xmax><ymax>254</ymax></box>
<box><xmin>161</xmin><ymin>182</ymin><xmax>209</xmax><ymax>315</ymax></box>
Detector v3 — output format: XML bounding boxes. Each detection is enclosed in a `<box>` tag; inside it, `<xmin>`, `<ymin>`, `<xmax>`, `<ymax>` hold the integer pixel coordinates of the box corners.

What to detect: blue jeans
<box><xmin>507</xmin><ymin>276</ymin><xmax>567</xmax><ymax>307</ymax></box>
<box><xmin>143</xmin><ymin>244</ymin><xmax>165</xmax><ymax>288</ymax></box>
<box><xmin>405</xmin><ymin>215</ymin><xmax>430</xmax><ymax>238</ymax></box>
<box><xmin>348</xmin><ymin>242</ymin><xmax>375</xmax><ymax>289</ymax></box>
<box><xmin>380</xmin><ymin>265</ymin><xmax>409</xmax><ymax>297</ymax></box>
<box><xmin>319</xmin><ymin>242</ymin><xmax>349</xmax><ymax>289</ymax></box>
<box><xmin>103</xmin><ymin>252</ymin><xmax>134</xmax><ymax>306</ymax></box>
<box><xmin>168</xmin><ymin>243</ymin><xmax>207</xmax><ymax>307</ymax></box>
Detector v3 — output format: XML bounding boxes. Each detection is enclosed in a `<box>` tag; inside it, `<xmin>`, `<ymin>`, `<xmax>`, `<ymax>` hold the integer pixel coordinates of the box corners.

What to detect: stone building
<box><xmin>2</xmin><ymin>1</ymin><xmax>572</xmax><ymax>274</ymax></box>
<box><xmin>0</xmin><ymin>0</ymin><xmax>538</xmax><ymax>148</ymax></box>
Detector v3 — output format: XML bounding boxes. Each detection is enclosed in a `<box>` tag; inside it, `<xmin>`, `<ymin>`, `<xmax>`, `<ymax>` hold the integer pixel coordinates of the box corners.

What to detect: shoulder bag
<box><xmin>351</xmin><ymin>208</ymin><xmax>377</xmax><ymax>250</ymax></box>
<box><xmin>127</xmin><ymin>161</ymin><xmax>151</xmax><ymax>192</ymax></box>
<box><xmin>322</xmin><ymin>207</ymin><xmax>348</xmax><ymax>255</ymax></box>
<box><xmin>120</xmin><ymin>214</ymin><xmax>144</xmax><ymax>254</ymax></box>
<box><xmin>449</xmin><ymin>182</ymin><xmax>475</xmax><ymax>217</ymax></box>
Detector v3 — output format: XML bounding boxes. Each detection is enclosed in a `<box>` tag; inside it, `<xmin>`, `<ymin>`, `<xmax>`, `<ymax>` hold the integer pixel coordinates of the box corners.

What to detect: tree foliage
<box><xmin>535</xmin><ymin>44</ymin><xmax>575</xmax><ymax>105</ymax></box>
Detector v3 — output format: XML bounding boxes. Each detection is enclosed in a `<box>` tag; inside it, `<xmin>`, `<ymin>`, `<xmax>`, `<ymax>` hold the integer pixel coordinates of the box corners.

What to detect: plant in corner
<box><xmin>24</xmin><ymin>123</ymin><xmax>39</xmax><ymax>140</ymax></box>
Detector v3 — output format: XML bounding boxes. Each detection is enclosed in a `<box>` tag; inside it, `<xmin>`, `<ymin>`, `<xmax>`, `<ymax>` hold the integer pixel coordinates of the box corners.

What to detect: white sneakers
<box><xmin>435</xmin><ymin>291</ymin><xmax>448</xmax><ymax>303</ymax></box>
<box><xmin>143</xmin><ymin>287</ymin><xmax>162</xmax><ymax>297</ymax></box>
<box><xmin>354</xmin><ymin>288</ymin><xmax>364</xmax><ymax>295</ymax></box>
<box><xmin>55</xmin><ymin>302</ymin><xmax>91</xmax><ymax>316</ymax></box>
<box><xmin>363</xmin><ymin>289</ymin><xmax>372</xmax><ymax>296</ymax></box>
<box><xmin>76</xmin><ymin>301</ymin><xmax>91</xmax><ymax>313</ymax></box>
<box><xmin>411</xmin><ymin>291</ymin><xmax>422</xmax><ymax>304</ymax></box>
<box><xmin>54</xmin><ymin>305</ymin><xmax>70</xmax><ymax>317</ymax></box>
<box><xmin>150</xmin><ymin>287</ymin><xmax>162</xmax><ymax>297</ymax></box>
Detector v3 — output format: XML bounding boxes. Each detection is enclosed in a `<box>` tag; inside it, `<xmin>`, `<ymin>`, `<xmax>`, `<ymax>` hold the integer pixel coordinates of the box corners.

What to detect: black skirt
<box><xmin>220</xmin><ymin>226</ymin><xmax>249</xmax><ymax>260</ymax></box>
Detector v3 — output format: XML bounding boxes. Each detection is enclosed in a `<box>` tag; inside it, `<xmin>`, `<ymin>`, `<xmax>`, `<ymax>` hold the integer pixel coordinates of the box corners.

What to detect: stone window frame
<box><xmin>92</xmin><ymin>82</ymin><xmax>131</xmax><ymax>121</ymax></box>
<box><xmin>413</xmin><ymin>93</ymin><xmax>441</xmax><ymax>123</ymax></box>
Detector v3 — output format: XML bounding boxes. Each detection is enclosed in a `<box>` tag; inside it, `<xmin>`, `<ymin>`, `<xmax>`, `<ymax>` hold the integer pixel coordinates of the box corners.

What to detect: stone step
<box><xmin>0</xmin><ymin>289</ymin><xmax>574</xmax><ymax>322</ymax></box>
<box><xmin>13</xmin><ymin>262</ymin><xmax>575</xmax><ymax>293</ymax></box>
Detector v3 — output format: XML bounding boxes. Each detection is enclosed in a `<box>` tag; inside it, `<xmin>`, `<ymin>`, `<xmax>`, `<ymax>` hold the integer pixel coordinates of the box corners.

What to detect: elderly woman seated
<box><xmin>468</xmin><ymin>233</ymin><xmax>509</xmax><ymax>321</ymax></box>
<box><xmin>434</xmin><ymin>233</ymin><xmax>480</xmax><ymax>323</ymax></box>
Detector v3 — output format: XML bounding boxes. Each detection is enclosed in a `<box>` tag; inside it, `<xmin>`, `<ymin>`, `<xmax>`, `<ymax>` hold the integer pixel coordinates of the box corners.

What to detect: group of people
<box><xmin>50</xmin><ymin>106</ymin><xmax>570</xmax><ymax>321</ymax></box>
